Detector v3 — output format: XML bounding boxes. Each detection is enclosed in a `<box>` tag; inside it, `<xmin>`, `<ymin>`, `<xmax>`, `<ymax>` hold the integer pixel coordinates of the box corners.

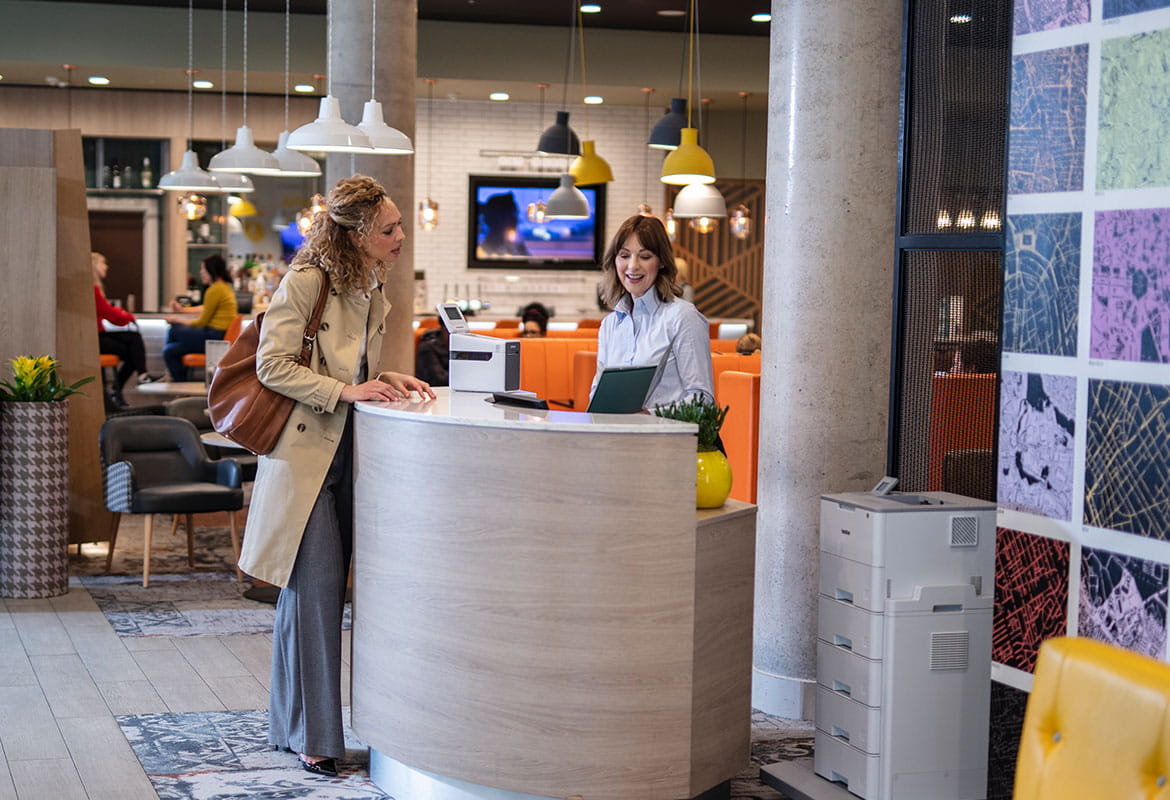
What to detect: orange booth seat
<box><xmin>710</xmin><ymin>352</ymin><xmax>762</xmax><ymax>407</ymax></box>
<box><xmin>719</xmin><ymin>370</ymin><xmax>760</xmax><ymax>504</ymax></box>
<box><xmin>99</xmin><ymin>353</ymin><xmax>120</xmax><ymax>369</ymax></box>
<box><xmin>928</xmin><ymin>373</ymin><xmax>995</xmax><ymax>491</ymax></box>
<box><xmin>180</xmin><ymin>314</ymin><xmax>246</xmax><ymax>370</ymax></box>
<box><xmin>519</xmin><ymin>338</ymin><xmax>599</xmax><ymax>408</ymax></box>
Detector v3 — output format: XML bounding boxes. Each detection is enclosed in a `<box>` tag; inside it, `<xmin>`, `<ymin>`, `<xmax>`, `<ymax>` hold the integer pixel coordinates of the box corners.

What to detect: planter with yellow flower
<box><xmin>654</xmin><ymin>395</ymin><xmax>733</xmax><ymax>509</ymax></box>
<box><xmin>0</xmin><ymin>356</ymin><xmax>94</xmax><ymax>598</ymax></box>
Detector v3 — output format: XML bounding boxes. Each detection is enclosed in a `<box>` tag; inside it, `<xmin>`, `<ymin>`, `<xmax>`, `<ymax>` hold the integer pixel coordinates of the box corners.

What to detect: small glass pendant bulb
<box><xmin>527</xmin><ymin>200</ymin><xmax>547</xmax><ymax>224</ymax></box>
<box><xmin>637</xmin><ymin>202</ymin><xmax>654</xmax><ymax>217</ymax></box>
<box><xmin>664</xmin><ymin>208</ymin><xmax>677</xmax><ymax>242</ymax></box>
<box><xmin>689</xmin><ymin>216</ymin><xmax>719</xmax><ymax>234</ymax></box>
<box><xmin>729</xmin><ymin>204</ymin><xmax>752</xmax><ymax>239</ymax></box>
<box><xmin>419</xmin><ymin>197</ymin><xmax>439</xmax><ymax>231</ymax></box>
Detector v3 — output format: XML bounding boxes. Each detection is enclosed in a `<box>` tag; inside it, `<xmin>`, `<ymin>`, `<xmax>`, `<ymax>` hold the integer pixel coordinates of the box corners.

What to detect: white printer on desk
<box><xmin>437</xmin><ymin>303</ymin><xmax>520</xmax><ymax>393</ymax></box>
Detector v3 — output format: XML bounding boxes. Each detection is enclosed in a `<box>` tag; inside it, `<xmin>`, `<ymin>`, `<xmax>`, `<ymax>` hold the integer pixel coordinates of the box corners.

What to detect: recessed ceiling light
<box><xmin>294</xmin><ymin>84</ymin><xmax>315</xmax><ymax>93</ymax></box>
<box><xmin>580</xmin><ymin>3</ymin><xmax>601</xmax><ymax>11</ymax></box>
<box><xmin>88</xmin><ymin>76</ymin><xmax>110</xmax><ymax>86</ymax></box>
<box><xmin>950</xmin><ymin>13</ymin><xmax>972</xmax><ymax>22</ymax></box>
<box><xmin>751</xmin><ymin>13</ymin><xmax>771</xmax><ymax>22</ymax></box>
<box><xmin>192</xmin><ymin>79</ymin><xmax>214</xmax><ymax>89</ymax></box>
<box><xmin>583</xmin><ymin>95</ymin><xmax>603</xmax><ymax>105</ymax></box>
<box><xmin>657</xmin><ymin>9</ymin><xmax>686</xmax><ymax>17</ymax></box>
<box><xmin>489</xmin><ymin>92</ymin><xmax>510</xmax><ymax>101</ymax></box>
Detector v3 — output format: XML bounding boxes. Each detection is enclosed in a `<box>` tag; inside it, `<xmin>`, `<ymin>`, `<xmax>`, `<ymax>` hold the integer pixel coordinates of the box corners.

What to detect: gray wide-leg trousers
<box><xmin>268</xmin><ymin>411</ymin><xmax>354</xmax><ymax>759</ymax></box>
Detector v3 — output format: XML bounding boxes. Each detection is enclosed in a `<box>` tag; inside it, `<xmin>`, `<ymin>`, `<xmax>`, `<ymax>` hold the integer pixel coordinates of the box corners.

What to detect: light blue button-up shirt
<box><xmin>591</xmin><ymin>289</ymin><xmax>714</xmax><ymax>411</ymax></box>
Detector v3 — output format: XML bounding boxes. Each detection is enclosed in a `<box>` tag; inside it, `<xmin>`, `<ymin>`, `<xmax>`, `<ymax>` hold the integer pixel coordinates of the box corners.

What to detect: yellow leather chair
<box><xmin>1015</xmin><ymin>636</ymin><xmax>1170</xmax><ymax>799</ymax></box>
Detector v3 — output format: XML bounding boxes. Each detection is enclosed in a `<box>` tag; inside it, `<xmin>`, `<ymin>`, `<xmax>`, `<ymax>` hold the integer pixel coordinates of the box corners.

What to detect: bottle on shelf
<box><xmin>140</xmin><ymin>157</ymin><xmax>153</xmax><ymax>189</ymax></box>
<box><xmin>110</xmin><ymin>160</ymin><xmax>122</xmax><ymax>189</ymax></box>
<box><xmin>101</xmin><ymin>163</ymin><xmax>111</xmax><ymax>189</ymax></box>
<box><xmin>122</xmin><ymin>163</ymin><xmax>134</xmax><ymax>189</ymax></box>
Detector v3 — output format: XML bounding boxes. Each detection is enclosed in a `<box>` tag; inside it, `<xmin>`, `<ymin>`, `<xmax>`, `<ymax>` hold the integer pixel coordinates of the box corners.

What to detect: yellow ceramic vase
<box><xmin>696</xmin><ymin>449</ymin><xmax>733</xmax><ymax>508</ymax></box>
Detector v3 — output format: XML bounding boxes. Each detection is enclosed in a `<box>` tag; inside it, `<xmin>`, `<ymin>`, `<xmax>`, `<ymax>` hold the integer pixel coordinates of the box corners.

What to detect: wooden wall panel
<box><xmin>0</xmin><ymin>128</ymin><xmax>116</xmax><ymax>545</ymax></box>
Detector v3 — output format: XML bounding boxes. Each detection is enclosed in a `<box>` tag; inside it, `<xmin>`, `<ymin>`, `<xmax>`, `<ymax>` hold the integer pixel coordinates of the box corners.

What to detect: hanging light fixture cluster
<box><xmin>271</xmin><ymin>0</ymin><xmax>321</xmax><ymax>176</ymax></box>
<box><xmin>418</xmin><ymin>78</ymin><xmax>439</xmax><ymax>231</ymax></box>
<box><xmin>567</xmin><ymin>5</ymin><xmax>613</xmax><ymax>188</ymax></box>
<box><xmin>209</xmin><ymin>0</ymin><xmax>255</xmax><ymax>195</ymax></box>
<box><xmin>728</xmin><ymin>91</ymin><xmax>753</xmax><ymax>240</ymax></box>
<box><xmin>287</xmin><ymin>0</ymin><xmax>411</xmax><ymax>155</ymax></box>
<box><xmin>541</xmin><ymin>0</ymin><xmax>590</xmax><ymax>220</ymax></box>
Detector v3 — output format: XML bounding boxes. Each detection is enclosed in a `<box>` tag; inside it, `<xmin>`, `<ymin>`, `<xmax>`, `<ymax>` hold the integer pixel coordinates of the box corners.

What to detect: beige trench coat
<box><xmin>237</xmin><ymin>265</ymin><xmax>390</xmax><ymax>587</ymax></box>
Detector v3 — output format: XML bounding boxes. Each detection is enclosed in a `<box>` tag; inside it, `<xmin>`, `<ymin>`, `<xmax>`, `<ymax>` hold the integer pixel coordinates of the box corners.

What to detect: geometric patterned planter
<box><xmin>0</xmin><ymin>401</ymin><xmax>69</xmax><ymax>598</ymax></box>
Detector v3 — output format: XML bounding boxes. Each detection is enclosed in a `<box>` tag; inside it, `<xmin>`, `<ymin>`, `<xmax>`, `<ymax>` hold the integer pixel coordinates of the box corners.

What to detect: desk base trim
<box><xmin>370</xmin><ymin>749</ymin><xmax>559</xmax><ymax>800</ymax></box>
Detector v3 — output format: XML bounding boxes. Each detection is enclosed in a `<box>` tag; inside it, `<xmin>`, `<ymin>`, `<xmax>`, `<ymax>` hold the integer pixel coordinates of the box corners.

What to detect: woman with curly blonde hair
<box><xmin>239</xmin><ymin>174</ymin><xmax>433</xmax><ymax>777</ymax></box>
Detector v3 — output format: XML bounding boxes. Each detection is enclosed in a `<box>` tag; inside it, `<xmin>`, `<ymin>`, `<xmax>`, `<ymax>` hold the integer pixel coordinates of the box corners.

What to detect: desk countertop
<box><xmin>357</xmin><ymin>386</ymin><xmax>696</xmax><ymax>435</ymax></box>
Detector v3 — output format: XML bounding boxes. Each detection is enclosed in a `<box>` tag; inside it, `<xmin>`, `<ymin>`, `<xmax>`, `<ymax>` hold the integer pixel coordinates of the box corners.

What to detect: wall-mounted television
<box><xmin>467</xmin><ymin>174</ymin><xmax>606</xmax><ymax>270</ymax></box>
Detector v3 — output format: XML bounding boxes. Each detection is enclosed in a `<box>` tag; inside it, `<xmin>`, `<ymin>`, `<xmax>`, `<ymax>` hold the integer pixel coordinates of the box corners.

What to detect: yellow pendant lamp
<box><xmin>660</xmin><ymin>0</ymin><xmax>715</xmax><ymax>186</ymax></box>
<box><xmin>567</xmin><ymin>4</ymin><xmax>612</xmax><ymax>186</ymax></box>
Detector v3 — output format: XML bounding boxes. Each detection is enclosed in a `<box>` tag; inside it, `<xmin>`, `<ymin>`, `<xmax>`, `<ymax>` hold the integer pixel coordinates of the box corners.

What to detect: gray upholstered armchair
<box><xmin>100</xmin><ymin>416</ymin><xmax>244</xmax><ymax>587</ymax></box>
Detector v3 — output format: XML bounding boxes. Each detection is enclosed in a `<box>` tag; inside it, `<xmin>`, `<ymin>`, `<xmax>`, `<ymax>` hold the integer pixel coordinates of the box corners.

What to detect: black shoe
<box><xmin>297</xmin><ymin>755</ymin><xmax>338</xmax><ymax>777</ymax></box>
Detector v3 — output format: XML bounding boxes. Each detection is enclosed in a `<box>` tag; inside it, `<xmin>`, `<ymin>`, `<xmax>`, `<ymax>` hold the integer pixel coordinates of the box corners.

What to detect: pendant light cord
<box><xmin>283</xmin><ymin>0</ymin><xmax>290</xmax><ymax>128</ymax></box>
<box><xmin>369</xmin><ymin>0</ymin><xmax>376</xmax><ymax>100</ymax></box>
<box><xmin>185</xmin><ymin>0</ymin><xmax>194</xmax><ymax>148</ymax></box>
<box><xmin>220</xmin><ymin>0</ymin><xmax>228</xmax><ymax>148</ymax></box>
<box><xmin>426</xmin><ymin>79</ymin><xmax>435</xmax><ymax>196</ymax></box>
<box><xmin>686</xmin><ymin>0</ymin><xmax>695</xmax><ymax>127</ymax></box>
<box><xmin>241</xmin><ymin>0</ymin><xmax>248</xmax><ymax>125</ymax></box>
<box><xmin>559</xmin><ymin>0</ymin><xmax>575</xmax><ymax>111</ymax></box>
<box><xmin>326</xmin><ymin>0</ymin><xmax>334</xmax><ymax>95</ymax></box>
<box><xmin>577</xmin><ymin>7</ymin><xmax>588</xmax><ymax>136</ymax></box>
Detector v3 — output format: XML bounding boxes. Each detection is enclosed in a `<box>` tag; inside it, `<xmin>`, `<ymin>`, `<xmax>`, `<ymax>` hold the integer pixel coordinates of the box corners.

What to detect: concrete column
<box><xmin>330</xmin><ymin>0</ymin><xmax>417</xmax><ymax>373</ymax></box>
<box><xmin>753</xmin><ymin>0</ymin><xmax>902</xmax><ymax>718</ymax></box>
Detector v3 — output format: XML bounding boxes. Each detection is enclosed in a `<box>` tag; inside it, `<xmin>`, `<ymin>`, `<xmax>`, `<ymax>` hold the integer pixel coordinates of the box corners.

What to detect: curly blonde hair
<box><xmin>292</xmin><ymin>174</ymin><xmax>395</xmax><ymax>295</ymax></box>
<box><xmin>597</xmin><ymin>214</ymin><xmax>681</xmax><ymax>310</ymax></box>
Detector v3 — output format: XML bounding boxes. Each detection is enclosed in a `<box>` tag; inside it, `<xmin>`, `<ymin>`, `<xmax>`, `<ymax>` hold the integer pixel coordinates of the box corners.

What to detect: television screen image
<box><xmin>467</xmin><ymin>175</ymin><xmax>606</xmax><ymax>270</ymax></box>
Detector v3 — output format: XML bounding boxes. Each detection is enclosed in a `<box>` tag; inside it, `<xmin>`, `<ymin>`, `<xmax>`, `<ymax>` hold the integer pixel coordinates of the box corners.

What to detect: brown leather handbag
<box><xmin>207</xmin><ymin>270</ymin><xmax>331</xmax><ymax>455</ymax></box>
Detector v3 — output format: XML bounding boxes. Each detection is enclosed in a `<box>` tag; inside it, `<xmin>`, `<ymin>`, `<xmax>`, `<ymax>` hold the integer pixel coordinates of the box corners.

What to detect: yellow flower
<box><xmin>0</xmin><ymin>354</ymin><xmax>94</xmax><ymax>402</ymax></box>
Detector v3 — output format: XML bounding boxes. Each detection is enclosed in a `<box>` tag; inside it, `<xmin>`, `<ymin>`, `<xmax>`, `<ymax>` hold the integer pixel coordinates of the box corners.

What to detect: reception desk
<box><xmin>351</xmin><ymin>389</ymin><xmax>757</xmax><ymax>800</ymax></box>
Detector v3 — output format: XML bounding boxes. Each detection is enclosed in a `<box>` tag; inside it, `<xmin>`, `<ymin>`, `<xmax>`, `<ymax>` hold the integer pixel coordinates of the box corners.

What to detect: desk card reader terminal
<box><xmin>437</xmin><ymin>303</ymin><xmax>520</xmax><ymax>393</ymax></box>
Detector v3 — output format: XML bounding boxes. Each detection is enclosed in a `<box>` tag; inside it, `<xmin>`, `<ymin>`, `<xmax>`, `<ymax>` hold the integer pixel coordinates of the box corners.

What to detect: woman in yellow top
<box><xmin>163</xmin><ymin>253</ymin><xmax>238</xmax><ymax>380</ymax></box>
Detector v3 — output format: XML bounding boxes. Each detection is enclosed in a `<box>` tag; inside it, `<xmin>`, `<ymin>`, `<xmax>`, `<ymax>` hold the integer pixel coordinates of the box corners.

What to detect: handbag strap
<box><xmin>295</xmin><ymin>268</ymin><xmax>332</xmax><ymax>366</ymax></box>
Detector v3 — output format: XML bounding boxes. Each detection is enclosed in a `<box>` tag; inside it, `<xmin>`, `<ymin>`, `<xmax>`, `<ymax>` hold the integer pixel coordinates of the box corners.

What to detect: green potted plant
<box><xmin>0</xmin><ymin>355</ymin><xmax>94</xmax><ymax>599</ymax></box>
<box><xmin>654</xmin><ymin>394</ymin><xmax>733</xmax><ymax>508</ymax></box>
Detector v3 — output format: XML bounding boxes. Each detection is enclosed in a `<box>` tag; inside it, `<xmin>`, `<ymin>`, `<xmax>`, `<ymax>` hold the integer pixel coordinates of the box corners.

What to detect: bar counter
<box><xmin>351</xmin><ymin>389</ymin><xmax>757</xmax><ymax>800</ymax></box>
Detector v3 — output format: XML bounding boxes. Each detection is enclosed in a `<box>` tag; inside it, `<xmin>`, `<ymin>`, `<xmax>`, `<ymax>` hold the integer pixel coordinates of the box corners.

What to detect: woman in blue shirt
<box><xmin>591</xmin><ymin>214</ymin><xmax>714</xmax><ymax>411</ymax></box>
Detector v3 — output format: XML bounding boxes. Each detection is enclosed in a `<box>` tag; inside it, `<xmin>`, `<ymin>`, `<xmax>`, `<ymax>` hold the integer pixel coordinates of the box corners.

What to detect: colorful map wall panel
<box><xmin>993</xmin><ymin>3</ymin><xmax>1170</xmax><ymax>795</ymax></box>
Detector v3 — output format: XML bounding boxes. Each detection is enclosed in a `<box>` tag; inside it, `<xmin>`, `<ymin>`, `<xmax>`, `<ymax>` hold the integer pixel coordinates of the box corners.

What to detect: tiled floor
<box><xmin>0</xmin><ymin>578</ymin><xmax>812</xmax><ymax>800</ymax></box>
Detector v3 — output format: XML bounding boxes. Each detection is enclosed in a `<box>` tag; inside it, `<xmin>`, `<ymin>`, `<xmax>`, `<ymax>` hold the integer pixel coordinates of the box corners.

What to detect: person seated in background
<box><xmin>415</xmin><ymin>324</ymin><xmax>450</xmax><ymax>386</ymax></box>
<box><xmin>92</xmin><ymin>251</ymin><xmax>149</xmax><ymax>409</ymax></box>
<box><xmin>736</xmin><ymin>332</ymin><xmax>761</xmax><ymax>355</ymax></box>
<box><xmin>520</xmin><ymin>301</ymin><xmax>550</xmax><ymax>337</ymax></box>
<box><xmin>163</xmin><ymin>254</ymin><xmax>238</xmax><ymax>381</ymax></box>
<box><xmin>592</xmin><ymin>214</ymin><xmax>714</xmax><ymax>411</ymax></box>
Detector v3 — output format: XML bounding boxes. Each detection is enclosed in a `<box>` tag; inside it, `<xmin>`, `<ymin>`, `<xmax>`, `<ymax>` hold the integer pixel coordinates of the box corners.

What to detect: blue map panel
<box><xmin>1008</xmin><ymin>45</ymin><xmax>1088</xmax><ymax>195</ymax></box>
<box><xmin>1014</xmin><ymin>0</ymin><xmax>1090</xmax><ymax>36</ymax></box>
<box><xmin>1004</xmin><ymin>213</ymin><xmax>1081</xmax><ymax>356</ymax></box>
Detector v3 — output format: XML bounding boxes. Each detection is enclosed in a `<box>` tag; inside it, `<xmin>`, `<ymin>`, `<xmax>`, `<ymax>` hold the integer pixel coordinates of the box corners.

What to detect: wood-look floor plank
<box><xmin>0</xmin><ymin>629</ymin><xmax>36</xmax><ymax>688</ymax></box>
<box><xmin>0</xmin><ymin>686</ymin><xmax>68</xmax><ymax>761</ymax></box>
<box><xmin>173</xmin><ymin>636</ymin><xmax>250</xmax><ymax>679</ymax></box>
<box><xmin>47</xmin><ymin>587</ymin><xmax>108</xmax><ymax>625</ymax></box>
<box><xmin>96</xmin><ymin>679</ymin><xmax>169</xmax><ymax>717</ymax></box>
<box><xmin>0</xmin><ymin>601</ymin><xmax>13</xmax><ymax>630</ymax></box>
<box><xmin>130</xmin><ymin>647</ymin><xmax>224</xmax><ymax>713</ymax></box>
<box><xmin>59</xmin><ymin>716</ymin><xmax>157</xmax><ymax>800</ymax></box>
<box><xmin>204</xmin><ymin>673</ymin><xmax>268</xmax><ymax>711</ymax></box>
<box><xmin>6</xmin><ymin>600</ymin><xmax>74</xmax><ymax>657</ymax></box>
<box><xmin>28</xmin><ymin>654</ymin><xmax>110</xmax><ymax>719</ymax></box>
<box><xmin>120</xmin><ymin>636</ymin><xmax>177</xmax><ymax>653</ymax></box>
<box><xmin>63</xmin><ymin>625</ymin><xmax>145</xmax><ymax>684</ymax></box>
<box><xmin>220</xmin><ymin>634</ymin><xmax>272</xmax><ymax>689</ymax></box>
<box><xmin>8</xmin><ymin>758</ymin><xmax>86</xmax><ymax>800</ymax></box>
<box><xmin>0</xmin><ymin>757</ymin><xmax>14</xmax><ymax>800</ymax></box>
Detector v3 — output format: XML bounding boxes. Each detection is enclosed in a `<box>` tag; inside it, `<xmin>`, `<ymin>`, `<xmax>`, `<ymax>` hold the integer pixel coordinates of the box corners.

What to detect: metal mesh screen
<box><xmin>896</xmin><ymin>250</ymin><xmax>1001</xmax><ymax>499</ymax></box>
<box><xmin>903</xmin><ymin>0</ymin><xmax>1011</xmax><ymax>235</ymax></box>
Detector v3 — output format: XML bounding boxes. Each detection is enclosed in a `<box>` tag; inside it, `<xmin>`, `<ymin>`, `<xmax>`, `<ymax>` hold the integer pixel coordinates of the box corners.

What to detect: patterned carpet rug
<box><xmin>69</xmin><ymin>515</ymin><xmax>351</xmax><ymax>637</ymax></box>
<box><xmin>117</xmin><ymin>707</ymin><xmax>813</xmax><ymax>799</ymax></box>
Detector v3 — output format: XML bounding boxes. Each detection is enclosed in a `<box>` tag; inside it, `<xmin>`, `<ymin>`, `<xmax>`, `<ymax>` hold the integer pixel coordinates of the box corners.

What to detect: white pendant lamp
<box><xmin>671</xmin><ymin>181</ymin><xmax>727</xmax><ymax>219</ymax></box>
<box><xmin>206</xmin><ymin>0</ymin><xmax>257</xmax><ymax>192</ymax></box>
<box><xmin>545</xmin><ymin>173</ymin><xmax>590</xmax><ymax>219</ymax></box>
<box><xmin>159</xmin><ymin>2</ymin><xmax>224</xmax><ymax>193</ymax></box>
<box><xmin>209</xmin><ymin>0</ymin><xmax>281</xmax><ymax>175</ymax></box>
<box><xmin>356</xmin><ymin>0</ymin><xmax>413</xmax><ymax>154</ymax></box>
<box><xmin>272</xmin><ymin>0</ymin><xmax>321</xmax><ymax>176</ymax></box>
<box><xmin>213</xmin><ymin>170</ymin><xmax>255</xmax><ymax>193</ymax></box>
<box><xmin>286</xmin><ymin>0</ymin><xmax>371</xmax><ymax>154</ymax></box>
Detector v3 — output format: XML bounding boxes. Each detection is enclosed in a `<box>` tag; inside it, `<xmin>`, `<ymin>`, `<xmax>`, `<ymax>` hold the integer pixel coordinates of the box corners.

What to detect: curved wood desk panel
<box><xmin>351</xmin><ymin>391</ymin><xmax>756</xmax><ymax>800</ymax></box>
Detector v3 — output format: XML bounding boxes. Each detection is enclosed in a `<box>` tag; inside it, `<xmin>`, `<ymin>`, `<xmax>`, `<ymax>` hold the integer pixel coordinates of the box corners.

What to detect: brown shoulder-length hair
<box><xmin>292</xmin><ymin>174</ymin><xmax>394</xmax><ymax>295</ymax></box>
<box><xmin>597</xmin><ymin>214</ymin><xmax>682</xmax><ymax>310</ymax></box>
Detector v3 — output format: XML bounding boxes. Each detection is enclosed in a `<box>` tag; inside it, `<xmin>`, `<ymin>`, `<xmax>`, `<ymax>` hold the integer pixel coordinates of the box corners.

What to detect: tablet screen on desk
<box><xmin>587</xmin><ymin>365</ymin><xmax>659</xmax><ymax>414</ymax></box>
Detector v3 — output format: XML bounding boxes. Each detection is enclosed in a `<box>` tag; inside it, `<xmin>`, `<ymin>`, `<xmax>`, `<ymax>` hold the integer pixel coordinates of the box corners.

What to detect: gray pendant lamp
<box><xmin>159</xmin><ymin>1</ymin><xmax>225</xmax><ymax>193</ymax></box>
<box><xmin>648</xmin><ymin>98</ymin><xmax>688</xmax><ymax>150</ymax></box>
<box><xmin>271</xmin><ymin>0</ymin><xmax>321</xmax><ymax>176</ymax></box>
<box><xmin>536</xmin><ymin>0</ymin><xmax>582</xmax><ymax>156</ymax></box>
<box><xmin>286</xmin><ymin>0</ymin><xmax>371</xmax><ymax>153</ymax></box>
<box><xmin>356</xmin><ymin>0</ymin><xmax>413</xmax><ymax>154</ymax></box>
<box><xmin>544</xmin><ymin>174</ymin><xmax>590</xmax><ymax>219</ymax></box>
<box><xmin>209</xmin><ymin>0</ymin><xmax>281</xmax><ymax>175</ymax></box>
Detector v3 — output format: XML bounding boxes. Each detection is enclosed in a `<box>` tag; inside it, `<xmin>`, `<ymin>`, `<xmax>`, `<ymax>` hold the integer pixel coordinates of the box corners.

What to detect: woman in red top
<box><xmin>93</xmin><ymin>252</ymin><xmax>148</xmax><ymax>409</ymax></box>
